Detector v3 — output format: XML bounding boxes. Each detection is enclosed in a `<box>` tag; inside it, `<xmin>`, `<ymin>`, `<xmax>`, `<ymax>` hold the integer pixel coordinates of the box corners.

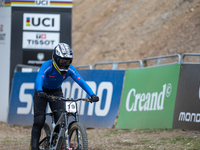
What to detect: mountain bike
<box><xmin>39</xmin><ymin>95</ymin><xmax>92</xmax><ymax>150</ymax></box>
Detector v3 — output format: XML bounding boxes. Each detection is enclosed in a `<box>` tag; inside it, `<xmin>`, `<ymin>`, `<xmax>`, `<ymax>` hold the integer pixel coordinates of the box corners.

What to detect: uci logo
<box><xmin>23</xmin><ymin>13</ymin><xmax>60</xmax><ymax>31</ymax></box>
<box><xmin>26</xmin><ymin>17</ymin><xmax>54</xmax><ymax>27</ymax></box>
<box><xmin>35</xmin><ymin>0</ymin><xmax>48</xmax><ymax>5</ymax></box>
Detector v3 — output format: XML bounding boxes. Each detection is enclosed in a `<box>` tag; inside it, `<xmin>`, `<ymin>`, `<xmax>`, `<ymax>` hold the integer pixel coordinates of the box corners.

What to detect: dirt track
<box><xmin>1</xmin><ymin>122</ymin><xmax>200</xmax><ymax>150</ymax></box>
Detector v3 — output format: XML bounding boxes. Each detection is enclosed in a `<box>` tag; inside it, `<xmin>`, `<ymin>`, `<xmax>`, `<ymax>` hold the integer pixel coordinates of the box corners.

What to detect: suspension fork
<box><xmin>64</xmin><ymin>113</ymin><xmax>71</xmax><ymax>149</ymax></box>
<box><xmin>75</xmin><ymin>113</ymin><xmax>82</xmax><ymax>149</ymax></box>
<box><xmin>76</xmin><ymin>128</ymin><xmax>82</xmax><ymax>149</ymax></box>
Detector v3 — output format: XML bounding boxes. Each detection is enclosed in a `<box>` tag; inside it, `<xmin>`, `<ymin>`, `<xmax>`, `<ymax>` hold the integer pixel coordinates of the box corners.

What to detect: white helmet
<box><xmin>52</xmin><ymin>43</ymin><xmax>74</xmax><ymax>74</ymax></box>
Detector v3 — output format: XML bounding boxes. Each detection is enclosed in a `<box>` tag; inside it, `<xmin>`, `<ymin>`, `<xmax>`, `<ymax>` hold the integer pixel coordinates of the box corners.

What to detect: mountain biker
<box><xmin>30</xmin><ymin>43</ymin><xmax>99</xmax><ymax>150</ymax></box>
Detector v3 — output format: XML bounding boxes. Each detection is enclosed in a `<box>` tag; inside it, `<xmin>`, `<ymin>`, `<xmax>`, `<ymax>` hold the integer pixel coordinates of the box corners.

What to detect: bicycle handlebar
<box><xmin>46</xmin><ymin>95</ymin><xmax>92</xmax><ymax>103</ymax></box>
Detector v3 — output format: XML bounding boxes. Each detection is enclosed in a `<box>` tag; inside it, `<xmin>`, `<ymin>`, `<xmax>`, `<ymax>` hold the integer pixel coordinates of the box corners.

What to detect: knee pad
<box><xmin>33</xmin><ymin>114</ymin><xmax>45</xmax><ymax>129</ymax></box>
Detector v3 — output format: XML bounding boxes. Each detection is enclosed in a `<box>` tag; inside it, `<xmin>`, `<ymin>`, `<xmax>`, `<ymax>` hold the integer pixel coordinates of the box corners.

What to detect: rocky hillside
<box><xmin>72</xmin><ymin>0</ymin><xmax>200</xmax><ymax>68</ymax></box>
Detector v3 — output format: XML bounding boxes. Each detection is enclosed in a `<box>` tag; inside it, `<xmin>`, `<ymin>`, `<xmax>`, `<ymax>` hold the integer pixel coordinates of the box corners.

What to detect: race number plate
<box><xmin>66</xmin><ymin>101</ymin><xmax>77</xmax><ymax>113</ymax></box>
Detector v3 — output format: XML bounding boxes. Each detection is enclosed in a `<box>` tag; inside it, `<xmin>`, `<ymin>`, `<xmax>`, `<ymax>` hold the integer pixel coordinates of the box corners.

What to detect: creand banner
<box><xmin>115</xmin><ymin>64</ymin><xmax>180</xmax><ymax>129</ymax></box>
<box><xmin>7</xmin><ymin>70</ymin><xmax>125</xmax><ymax>128</ymax></box>
<box><xmin>173</xmin><ymin>64</ymin><xmax>200</xmax><ymax>131</ymax></box>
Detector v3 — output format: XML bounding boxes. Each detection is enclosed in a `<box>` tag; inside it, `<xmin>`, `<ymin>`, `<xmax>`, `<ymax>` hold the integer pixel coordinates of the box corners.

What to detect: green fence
<box><xmin>116</xmin><ymin>64</ymin><xmax>180</xmax><ymax>129</ymax></box>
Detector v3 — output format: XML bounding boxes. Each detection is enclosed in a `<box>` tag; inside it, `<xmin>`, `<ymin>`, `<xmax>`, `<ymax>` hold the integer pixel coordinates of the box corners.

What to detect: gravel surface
<box><xmin>1</xmin><ymin>122</ymin><xmax>200</xmax><ymax>150</ymax></box>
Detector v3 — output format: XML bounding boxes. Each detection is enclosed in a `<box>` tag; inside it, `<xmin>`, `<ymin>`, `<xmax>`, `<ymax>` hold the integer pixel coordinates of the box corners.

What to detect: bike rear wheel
<box><xmin>39</xmin><ymin>123</ymin><xmax>51</xmax><ymax>150</ymax></box>
<box><xmin>69</xmin><ymin>122</ymin><xmax>88</xmax><ymax>150</ymax></box>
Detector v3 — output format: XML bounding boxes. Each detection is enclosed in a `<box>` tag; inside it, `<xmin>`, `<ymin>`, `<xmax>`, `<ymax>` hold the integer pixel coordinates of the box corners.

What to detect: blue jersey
<box><xmin>35</xmin><ymin>60</ymin><xmax>94</xmax><ymax>96</ymax></box>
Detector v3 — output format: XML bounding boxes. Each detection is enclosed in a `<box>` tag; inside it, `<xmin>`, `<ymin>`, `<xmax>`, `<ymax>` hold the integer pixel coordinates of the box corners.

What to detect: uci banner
<box><xmin>8</xmin><ymin>70</ymin><xmax>125</xmax><ymax>128</ymax></box>
<box><xmin>116</xmin><ymin>64</ymin><xmax>180</xmax><ymax>129</ymax></box>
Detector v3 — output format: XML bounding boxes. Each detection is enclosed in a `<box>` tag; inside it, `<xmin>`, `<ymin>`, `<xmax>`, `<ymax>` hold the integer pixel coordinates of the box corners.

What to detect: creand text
<box><xmin>126</xmin><ymin>84</ymin><xmax>170</xmax><ymax>112</ymax></box>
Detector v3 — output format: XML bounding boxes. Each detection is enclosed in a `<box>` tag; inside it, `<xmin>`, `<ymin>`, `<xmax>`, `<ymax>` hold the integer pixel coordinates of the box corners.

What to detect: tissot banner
<box><xmin>173</xmin><ymin>64</ymin><xmax>200</xmax><ymax>131</ymax></box>
<box><xmin>22</xmin><ymin>32</ymin><xmax>60</xmax><ymax>49</ymax></box>
<box><xmin>116</xmin><ymin>64</ymin><xmax>180</xmax><ymax>129</ymax></box>
<box><xmin>8</xmin><ymin>70</ymin><xmax>125</xmax><ymax>128</ymax></box>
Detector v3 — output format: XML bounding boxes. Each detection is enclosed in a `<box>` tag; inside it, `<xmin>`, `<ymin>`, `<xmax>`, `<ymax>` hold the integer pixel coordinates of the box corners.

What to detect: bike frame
<box><xmin>46</xmin><ymin>100</ymin><xmax>82</xmax><ymax>150</ymax></box>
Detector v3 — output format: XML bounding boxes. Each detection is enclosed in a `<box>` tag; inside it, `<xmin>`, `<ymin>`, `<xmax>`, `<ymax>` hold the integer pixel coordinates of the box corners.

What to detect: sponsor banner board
<box><xmin>0</xmin><ymin>7</ymin><xmax>11</xmax><ymax>122</ymax></box>
<box><xmin>10</xmin><ymin>7</ymin><xmax>71</xmax><ymax>94</ymax></box>
<box><xmin>22</xmin><ymin>32</ymin><xmax>59</xmax><ymax>49</ymax></box>
<box><xmin>116</xmin><ymin>64</ymin><xmax>180</xmax><ymax>129</ymax></box>
<box><xmin>10</xmin><ymin>0</ymin><xmax>73</xmax><ymax>8</ymax></box>
<box><xmin>23</xmin><ymin>50</ymin><xmax>52</xmax><ymax>65</ymax></box>
<box><xmin>173</xmin><ymin>64</ymin><xmax>200</xmax><ymax>131</ymax></box>
<box><xmin>8</xmin><ymin>70</ymin><xmax>125</xmax><ymax>128</ymax></box>
<box><xmin>23</xmin><ymin>13</ymin><xmax>60</xmax><ymax>31</ymax></box>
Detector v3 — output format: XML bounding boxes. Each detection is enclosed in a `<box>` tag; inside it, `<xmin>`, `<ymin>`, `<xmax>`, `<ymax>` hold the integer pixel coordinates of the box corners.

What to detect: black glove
<box><xmin>37</xmin><ymin>91</ymin><xmax>47</xmax><ymax>99</ymax></box>
<box><xmin>91</xmin><ymin>95</ymin><xmax>99</xmax><ymax>102</ymax></box>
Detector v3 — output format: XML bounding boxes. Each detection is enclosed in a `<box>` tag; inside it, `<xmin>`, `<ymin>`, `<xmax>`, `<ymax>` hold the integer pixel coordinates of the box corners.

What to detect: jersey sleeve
<box><xmin>69</xmin><ymin>65</ymin><xmax>95</xmax><ymax>96</ymax></box>
<box><xmin>35</xmin><ymin>61</ymin><xmax>50</xmax><ymax>92</ymax></box>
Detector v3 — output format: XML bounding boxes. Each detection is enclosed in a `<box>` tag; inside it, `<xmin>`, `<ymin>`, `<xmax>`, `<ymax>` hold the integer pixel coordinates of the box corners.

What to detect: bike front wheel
<box><xmin>69</xmin><ymin>122</ymin><xmax>88</xmax><ymax>150</ymax></box>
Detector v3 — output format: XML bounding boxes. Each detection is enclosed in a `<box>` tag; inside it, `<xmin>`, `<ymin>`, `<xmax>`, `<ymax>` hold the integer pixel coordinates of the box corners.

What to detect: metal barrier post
<box><xmin>142</xmin><ymin>54</ymin><xmax>181</xmax><ymax>67</ymax></box>
<box><xmin>75</xmin><ymin>65</ymin><xmax>93</xmax><ymax>70</ymax></box>
<box><xmin>181</xmin><ymin>53</ymin><xmax>200</xmax><ymax>64</ymax></box>
<box><xmin>14</xmin><ymin>64</ymin><xmax>40</xmax><ymax>72</ymax></box>
<box><xmin>93</xmin><ymin>60</ymin><xmax>143</xmax><ymax>70</ymax></box>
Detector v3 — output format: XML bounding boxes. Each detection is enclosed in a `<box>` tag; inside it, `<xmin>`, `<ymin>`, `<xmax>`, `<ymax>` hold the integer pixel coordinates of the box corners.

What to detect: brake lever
<box><xmin>84</xmin><ymin>98</ymin><xmax>93</xmax><ymax>103</ymax></box>
<box><xmin>48</xmin><ymin>95</ymin><xmax>57</xmax><ymax>102</ymax></box>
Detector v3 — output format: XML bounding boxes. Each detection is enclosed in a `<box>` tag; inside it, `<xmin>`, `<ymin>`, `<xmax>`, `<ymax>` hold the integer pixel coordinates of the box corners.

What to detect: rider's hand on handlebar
<box><xmin>90</xmin><ymin>95</ymin><xmax>99</xmax><ymax>102</ymax></box>
<box><xmin>37</xmin><ymin>91</ymin><xmax>48</xmax><ymax>99</ymax></box>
